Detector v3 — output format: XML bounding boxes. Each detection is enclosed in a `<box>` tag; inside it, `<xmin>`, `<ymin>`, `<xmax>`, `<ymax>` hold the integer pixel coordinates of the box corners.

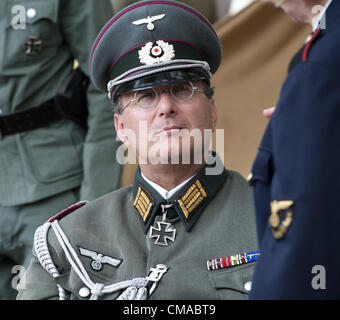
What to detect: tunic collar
<box><xmin>132</xmin><ymin>153</ymin><xmax>228</xmax><ymax>234</ymax></box>
<box><xmin>141</xmin><ymin>172</ymin><xmax>196</xmax><ymax>200</ymax></box>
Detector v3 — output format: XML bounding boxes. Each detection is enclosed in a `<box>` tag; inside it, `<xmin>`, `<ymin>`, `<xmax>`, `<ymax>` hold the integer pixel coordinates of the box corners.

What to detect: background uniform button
<box><xmin>244</xmin><ymin>281</ymin><xmax>252</xmax><ymax>292</ymax></box>
<box><xmin>26</xmin><ymin>8</ymin><xmax>37</xmax><ymax>19</ymax></box>
<box><xmin>79</xmin><ymin>286</ymin><xmax>90</xmax><ymax>297</ymax></box>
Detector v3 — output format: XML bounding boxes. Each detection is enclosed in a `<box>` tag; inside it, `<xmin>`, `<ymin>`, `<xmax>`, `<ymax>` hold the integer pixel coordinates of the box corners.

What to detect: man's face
<box><xmin>114</xmin><ymin>80</ymin><xmax>217</xmax><ymax>165</ymax></box>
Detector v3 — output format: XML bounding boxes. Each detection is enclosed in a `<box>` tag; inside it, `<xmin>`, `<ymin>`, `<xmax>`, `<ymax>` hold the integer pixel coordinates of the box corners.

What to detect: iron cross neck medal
<box><xmin>149</xmin><ymin>204</ymin><xmax>176</xmax><ymax>246</ymax></box>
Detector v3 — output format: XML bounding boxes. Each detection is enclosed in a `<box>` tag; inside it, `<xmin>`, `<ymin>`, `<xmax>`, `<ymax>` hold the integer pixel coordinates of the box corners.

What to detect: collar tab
<box><xmin>132</xmin><ymin>154</ymin><xmax>227</xmax><ymax>233</ymax></box>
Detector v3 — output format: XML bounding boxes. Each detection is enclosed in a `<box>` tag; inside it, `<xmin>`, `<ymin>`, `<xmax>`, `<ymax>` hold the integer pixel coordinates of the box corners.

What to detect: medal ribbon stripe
<box><xmin>207</xmin><ymin>251</ymin><xmax>260</xmax><ymax>271</ymax></box>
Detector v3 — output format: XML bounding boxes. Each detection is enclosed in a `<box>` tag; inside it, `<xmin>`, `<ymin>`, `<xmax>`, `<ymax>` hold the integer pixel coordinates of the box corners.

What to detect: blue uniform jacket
<box><xmin>249</xmin><ymin>1</ymin><xmax>340</xmax><ymax>299</ymax></box>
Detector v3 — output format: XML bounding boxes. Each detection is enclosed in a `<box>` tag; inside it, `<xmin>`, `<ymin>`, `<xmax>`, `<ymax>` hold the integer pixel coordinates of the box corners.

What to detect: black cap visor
<box><xmin>112</xmin><ymin>68</ymin><xmax>210</xmax><ymax>101</ymax></box>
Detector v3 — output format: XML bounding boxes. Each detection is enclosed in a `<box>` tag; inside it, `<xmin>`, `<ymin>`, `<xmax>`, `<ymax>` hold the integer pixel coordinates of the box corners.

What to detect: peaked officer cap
<box><xmin>90</xmin><ymin>0</ymin><xmax>222</xmax><ymax>100</ymax></box>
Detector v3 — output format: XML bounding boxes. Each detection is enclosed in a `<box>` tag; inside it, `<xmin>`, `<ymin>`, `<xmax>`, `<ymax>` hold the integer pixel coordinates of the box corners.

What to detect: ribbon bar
<box><xmin>206</xmin><ymin>251</ymin><xmax>260</xmax><ymax>271</ymax></box>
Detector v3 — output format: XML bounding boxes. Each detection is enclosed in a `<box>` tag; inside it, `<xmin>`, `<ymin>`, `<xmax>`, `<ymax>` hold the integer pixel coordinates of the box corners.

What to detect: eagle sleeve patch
<box><xmin>78</xmin><ymin>246</ymin><xmax>123</xmax><ymax>271</ymax></box>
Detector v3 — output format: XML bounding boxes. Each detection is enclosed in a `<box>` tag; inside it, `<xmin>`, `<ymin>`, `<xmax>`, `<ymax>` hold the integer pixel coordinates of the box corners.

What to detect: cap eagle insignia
<box><xmin>132</xmin><ymin>14</ymin><xmax>166</xmax><ymax>30</ymax></box>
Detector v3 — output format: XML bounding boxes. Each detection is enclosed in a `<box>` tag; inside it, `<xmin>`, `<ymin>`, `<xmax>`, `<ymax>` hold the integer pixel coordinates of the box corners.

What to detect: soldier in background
<box><xmin>0</xmin><ymin>0</ymin><xmax>122</xmax><ymax>299</ymax></box>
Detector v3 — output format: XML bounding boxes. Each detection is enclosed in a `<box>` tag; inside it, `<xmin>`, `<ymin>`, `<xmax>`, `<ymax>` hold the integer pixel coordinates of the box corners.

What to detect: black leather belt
<box><xmin>0</xmin><ymin>100</ymin><xmax>62</xmax><ymax>139</ymax></box>
<box><xmin>0</xmin><ymin>68</ymin><xmax>89</xmax><ymax>139</ymax></box>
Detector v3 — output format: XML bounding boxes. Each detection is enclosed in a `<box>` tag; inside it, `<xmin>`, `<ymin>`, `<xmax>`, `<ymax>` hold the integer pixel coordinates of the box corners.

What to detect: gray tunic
<box><xmin>18</xmin><ymin>166</ymin><xmax>258</xmax><ymax>300</ymax></box>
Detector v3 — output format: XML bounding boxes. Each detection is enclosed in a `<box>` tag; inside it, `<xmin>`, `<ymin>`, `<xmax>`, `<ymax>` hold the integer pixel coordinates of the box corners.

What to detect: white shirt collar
<box><xmin>141</xmin><ymin>172</ymin><xmax>196</xmax><ymax>200</ymax></box>
<box><xmin>313</xmin><ymin>0</ymin><xmax>333</xmax><ymax>32</ymax></box>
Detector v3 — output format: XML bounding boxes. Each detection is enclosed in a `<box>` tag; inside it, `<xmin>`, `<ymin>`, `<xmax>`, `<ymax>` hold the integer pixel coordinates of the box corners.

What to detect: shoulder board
<box><xmin>48</xmin><ymin>201</ymin><xmax>88</xmax><ymax>223</ymax></box>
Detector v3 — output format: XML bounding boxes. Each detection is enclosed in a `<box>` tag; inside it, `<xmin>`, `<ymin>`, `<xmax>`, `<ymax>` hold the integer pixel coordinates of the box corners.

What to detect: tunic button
<box><xmin>79</xmin><ymin>287</ymin><xmax>90</xmax><ymax>298</ymax></box>
<box><xmin>26</xmin><ymin>8</ymin><xmax>37</xmax><ymax>19</ymax></box>
<box><xmin>244</xmin><ymin>281</ymin><xmax>252</xmax><ymax>292</ymax></box>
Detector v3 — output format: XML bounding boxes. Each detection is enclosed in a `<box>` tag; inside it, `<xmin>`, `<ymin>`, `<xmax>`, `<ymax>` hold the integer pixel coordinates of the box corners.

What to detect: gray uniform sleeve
<box><xmin>59</xmin><ymin>0</ymin><xmax>122</xmax><ymax>200</ymax></box>
<box><xmin>16</xmin><ymin>249</ymin><xmax>59</xmax><ymax>300</ymax></box>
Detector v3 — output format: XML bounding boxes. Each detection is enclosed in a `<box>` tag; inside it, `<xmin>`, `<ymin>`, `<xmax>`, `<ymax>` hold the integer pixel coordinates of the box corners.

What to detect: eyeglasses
<box><xmin>122</xmin><ymin>81</ymin><xmax>204</xmax><ymax>110</ymax></box>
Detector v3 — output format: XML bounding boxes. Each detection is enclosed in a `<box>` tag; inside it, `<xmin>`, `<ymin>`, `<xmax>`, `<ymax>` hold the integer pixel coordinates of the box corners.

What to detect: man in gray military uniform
<box><xmin>18</xmin><ymin>0</ymin><xmax>258</xmax><ymax>300</ymax></box>
<box><xmin>0</xmin><ymin>0</ymin><xmax>122</xmax><ymax>299</ymax></box>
